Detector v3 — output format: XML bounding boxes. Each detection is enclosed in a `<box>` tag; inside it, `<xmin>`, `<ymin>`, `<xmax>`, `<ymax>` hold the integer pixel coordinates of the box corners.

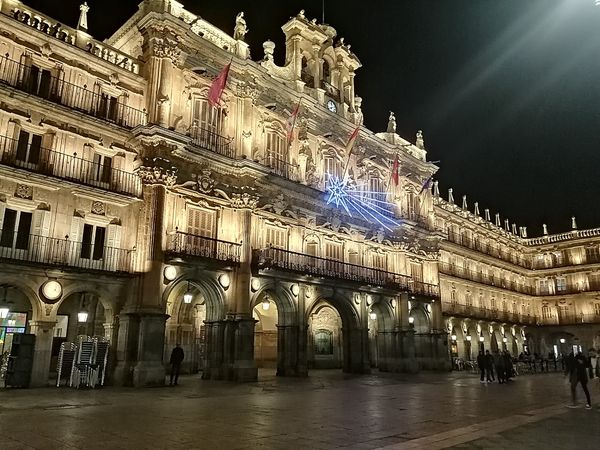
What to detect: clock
<box><xmin>326</xmin><ymin>100</ymin><xmax>337</xmax><ymax>113</ymax></box>
<box><xmin>41</xmin><ymin>280</ymin><xmax>62</xmax><ymax>302</ymax></box>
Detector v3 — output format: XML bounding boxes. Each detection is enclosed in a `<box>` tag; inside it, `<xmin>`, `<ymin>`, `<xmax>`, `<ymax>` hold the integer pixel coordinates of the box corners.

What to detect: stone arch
<box><xmin>409</xmin><ymin>304</ymin><xmax>430</xmax><ymax>334</ymax></box>
<box><xmin>162</xmin><ymin>273</ymin><xmax>228</xmax><ymax>374</ymax></box>
<box><xmin>367</xmin><ymin>297</ymin><xmax>396</xmax><ymax>369</ymax></box>
<box><xmin>250</xmin><ymin>281</ymin><xmax>297</xmax><ymax>326</ymax></box>
<box><xmin>305</xmin><ymin>290</ymin><xmax>368</xmax><ymax>373</ymax></box>
<box><xmin>58</xmin><ymin>282</ymin><xmax>120</xmax><ymax>317</ymax></box>
<box><xmin>0</xmin><ymin>276</ymin><xmax>42</xmax><ymax>321</ymax></box>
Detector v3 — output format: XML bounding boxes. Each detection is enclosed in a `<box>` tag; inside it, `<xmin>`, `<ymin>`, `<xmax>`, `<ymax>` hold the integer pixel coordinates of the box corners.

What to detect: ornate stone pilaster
<box><xmin>29</xmin><ymin>320</ymin><xmax>57</xmax><ymax>387</ymax></box>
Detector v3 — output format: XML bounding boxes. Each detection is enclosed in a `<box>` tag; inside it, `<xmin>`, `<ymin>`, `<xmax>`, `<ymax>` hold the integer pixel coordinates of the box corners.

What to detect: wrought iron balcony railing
<box><xmin>0</xmin><ymin>135</ymin><xmax>142</xmax><ymax>197</ymax></box>
<box><xmin>254</xmin><ymin>247</ymin><xmax>440</xmax><ymax>297</ymax></box>
<box><xmin>442</xmin><ymin>303</ymin><xmax>538</xmax><ymax>325</ymax></box>
<box><xmin>0</xmin><ymin>230</ymin><xmax>133</xmax><ymax>273</ymax></box>
<box><xmin>166</xmin><ymin>231</ymin><xmax>241</xmax><ymax>264</ymax></box>
<box><xmin>537</xmin><ymin>280</ymin><xmax>600</xmax><ymax>297</ymax></box>
<box><xmin>190</xmin><ymin>125</ymin><xmax>235</xmax><ymax>159</ymax></box>
<box><xmin>438</xmin><ymin>262</ymin><xmax>535</xmax><ymax>295</ymax></box>
<box><xmin>446</xmin><ymin>231</ymin><xmax>532</xmax><ymax>268</ymax></box>
<box><xmin>264</xmin><ymin>152</ymin><xmax>299</xmax><ymax>179</ymax></box>
<box><xmin>0</xmin><ymin>55</ymin><xmax>147</xmax><ymax>129</ymax></box>
<box><xmin>538</xmin><ymin>313</ymin><xmax>600</xmax><ymax>326</ymax></box>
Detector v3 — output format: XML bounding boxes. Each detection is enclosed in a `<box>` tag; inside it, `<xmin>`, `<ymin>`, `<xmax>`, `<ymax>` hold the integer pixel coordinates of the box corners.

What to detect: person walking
<box><xmin>503</xmin><ymin>351</ymin><xmax>514</xmax><ymax>381</ymax></box>
<box><xmin>494</xmin><ymin>350</ymin><xmax>506</xmax><ymax>384</ymax></box>
<box><xmin>485</xmin><ymin>350</ymin><xmax>495</xmax><ymax>382</ymax></box>
<box><xmin>169</xmin><ymin>343</ymin><xmax>185</xmax><ymax>386</ymax></box>
<box><xmin>566</xmin><ymin>352</ymin><xmax>592</xmax><ymax>409</ymax></box>
<box><xmin>477</xmin><ymin>351</ymin><xmax>486</xmax><ymax>383</ymax></box>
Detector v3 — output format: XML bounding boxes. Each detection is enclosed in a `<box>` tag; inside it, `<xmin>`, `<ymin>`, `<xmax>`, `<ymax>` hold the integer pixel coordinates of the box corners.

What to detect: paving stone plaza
<box><xmin>1</xmin><ymin>371</ymin><xmax>598</xmax><ymax>449</ymax></box>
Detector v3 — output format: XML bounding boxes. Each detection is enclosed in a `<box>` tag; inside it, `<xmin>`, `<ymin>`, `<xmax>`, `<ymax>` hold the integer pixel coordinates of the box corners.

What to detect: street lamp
<box><xmin>466</xmin><ymin>335</ymin><xmax>472</xmax><ymax>342</ymax></box>
<box><xmin>262</xmin><ymin>295</ymin><xmax>270</xmax><ymax>311</ymax></box>
<box><xmin>77</xmin><ymin>310</ymin><xmax>88</xmax><ymax>323</ymax></box>
<box><xmin>183</xmin><ymin>281</ymin><xmax>193</xmax><ymax>304</ymax></box>
<box><xmin>369</xmin><ymin>309</ymin><xmax>377</xmax><ymax>320</ymax></box>
<box><xmin>408</xmin><ymin>316</ymin><xmax>415</xmax><ymax>324</ymax></box>
<box><xmin>560</xmin><ymin>338</ymin><xmax>566</xmax><ymax>344</ymax></box>
<box><xmin>451</xmin><ymin>334</ymin><xmax>457</xmax><ymax>341</ymax></box>
<box><xmin>479</xmin><ymin>336</ymin><xmax>484</xmax><ymax>342</ymax></box>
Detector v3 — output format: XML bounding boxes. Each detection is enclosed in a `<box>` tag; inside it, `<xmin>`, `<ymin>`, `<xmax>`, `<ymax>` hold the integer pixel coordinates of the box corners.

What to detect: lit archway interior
<box><xmin>308</xmin><ymin>301</ymin><xmax>343</xmax><ymax>369</ymax></box>
<box><xmin>253</xmin><ymin>293</ymin><xmax>278</xmax><ymax>369</ymax></box>
<box><xmin>0</xmin><ymin>285</ymin><xmax>33</xmax><ymax>355</ymax></box>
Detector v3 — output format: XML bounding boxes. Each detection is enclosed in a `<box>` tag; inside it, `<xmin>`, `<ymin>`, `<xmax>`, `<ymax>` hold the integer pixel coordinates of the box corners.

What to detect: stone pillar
<box><xmin>348</xmin><ymin>71</ymin><xmax>356</xmax><ymax>112</ymax></box>
<box><xmin>399</xmin><ymin>330</ymin><xmax>418</xmax><ymax>373</ymax></box>
<box><xmin>276</xmin><ymin>325</ymin><xmax>302</xmax><ymax>376</ymax></box>
<box><xmin>336</xmin><ymin>63</ymin><xmax>345</xmax><ymax>107</ymax></box>
<box><xmin>132</xmin><ymin>312</ymin><xmax>169</xmax><ymax>387</ymax></box>
<box><xmin>344</xmin><ymin>327</ymin><xmax>370</xmax><ymax>374</ymax></box>
<box><xmin>232</xmin><ymin>313</ymin><xmax>257</xmax><ymax>381</ymax></box>
<box><xmin>29</xmin><ymin>320</ymin><xmax>56</xmax><ymax>387</ymax></box>
<box><xmin>112</xmin><ymin>313</ymin><xmax>139</xmax><ymax>386</ymax></box>
<box><xmin>102</xmin><ymin>316</ymin><xmax>119</xmax><ymax>384</ymax></box>
<box><xmin>202</xmin><ymin>320</ymin><xmax>226</xmax><ymax>380</ymax></box>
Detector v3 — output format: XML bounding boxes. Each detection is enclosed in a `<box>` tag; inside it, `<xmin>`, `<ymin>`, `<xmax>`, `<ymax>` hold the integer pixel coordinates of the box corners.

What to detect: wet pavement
<box><xmin>0</xmin><ymin>370</ymin><xmax>598</xmax><ymax>449</ymax></box>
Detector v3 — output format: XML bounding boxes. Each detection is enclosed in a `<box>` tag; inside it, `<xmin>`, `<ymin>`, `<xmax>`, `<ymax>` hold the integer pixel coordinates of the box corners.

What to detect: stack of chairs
<box><xmin>71</xmin><ymin>336</ymin><xmax>94</xmax><ymax>388</ymax></box>
<box><xmin>89</xmin><ymin>337</ymin><xmax>109</xmax><ymax>387</ymax></box>
<box><xmin>56</xmin><ymin>342</ymin><xmax>77</xmax><ymax>387</ymax></box>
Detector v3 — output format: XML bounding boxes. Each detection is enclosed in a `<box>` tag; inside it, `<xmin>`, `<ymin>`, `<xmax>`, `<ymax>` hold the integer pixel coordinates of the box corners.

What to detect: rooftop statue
<box><xmin>298</xmin><ymin>10</ymin><xmax>306</xmax><ymax>20</ymax></box>
<box><xmin>234</xmin><ymin>12</ymin><xmax>248</xmax><ymax>41</ymax></box>
<box><xmin>387</xmin><ymin>111</ymin><xmax>396</xmax><ymax>133</ymax></box>
<box><xmin>416</xmin><ymin>130</ymin><xmax>425</xmax><ymax>149</ymax></box>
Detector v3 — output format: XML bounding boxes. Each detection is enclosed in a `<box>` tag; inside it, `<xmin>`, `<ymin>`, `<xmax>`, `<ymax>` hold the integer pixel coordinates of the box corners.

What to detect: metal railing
<box><xmin>0</xmin><ymin>230</ymin><xmax>132</xmax><ymax>273</ymax></box>
<box><xmin>254</xmin><ymin>247</ymin><xmax>439</xmax><ymax>297</ymax></box>
<box><xmin>442</xmin><ymin>303</ymin><xmax>538</xmax><ymax>325</ymax></box>
<box><xmin>166</xmin><ymin>231</ymin><xmax>241</xmax><ymax>264</ymax></box>
<box><xmin>446</xmin><ymin>231</ymin><xmax>532</xmax><ymax>268</ymax></box>
<box><xmin>265</xmin><ymin>152</ymin><xmax>298</xmax><ymax>179</ymax></box>
<box><xmin>538</xmin><ymin>313</ymin><xmax>600</xmax><ymax>326</ymax></box>
<box><xmin>0</xmin><ymin>135</ymin><xmax>142</xmax><ymax>197</ymax></box>
<box><xmin>537</xmin><ymin>280</ymin><xmax>600</xmax><ymax>296</ymax></box>
<box><xmin>190</xmin><ymin>126</ymin><xmax>234</xmax><ymax>159</ymax></box>
<box><xmin>0</xmin><ymin>55</ymin><xmax>147</xmax><ymax>128</ymax></box>
<box><xmin>438</xmin><ymin>262</ymin><xmax>535</xmax><ymax>295</ymax></box>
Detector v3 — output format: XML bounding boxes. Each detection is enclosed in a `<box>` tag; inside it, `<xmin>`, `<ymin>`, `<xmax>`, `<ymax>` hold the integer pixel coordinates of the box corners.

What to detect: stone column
<box><xmin>348</xmin><ymin>71</ymin><xmax>356</xmax><ymax>112</ymax></box>
<box><xmin>336</xmin><ymin>63</ymin><xmax>345</xmax><ymax>107</ymax></box>
<box><xmin>276</xmin><ymin>325</ymin><xmax>302</xmax><ymax>376</ymax></box>
<box><xmin>112</xmin><ymin>313</ymin><xmax>139</xmax><ymax>386</ymax></box>
<box><xmin>399</xmin><ymin>329</ymin><xmax>418</xmax><ymax>373</ymax></box>
<box><xmin>132</xmin><ymin>312</ymin><xmax>168</xmax><ymax>386</ymax></box>
<box><xmin>29</xmin><ymin>320</ymin><xmax>56</xmax><ymax>387</ymax></box>
<box><xmin>344</xmin><ymin>327</ymin><xmax>370</xmax><ymax>374</ymax></box>
<box><xmin>202</xmin><ymin>320</ymin><xmax>226</xmax><ymax>380</ymax></box>
<box><xmin>102</xmin><ymin>316</ymin><xmax>119</xmax><ymax>384</ymax></box>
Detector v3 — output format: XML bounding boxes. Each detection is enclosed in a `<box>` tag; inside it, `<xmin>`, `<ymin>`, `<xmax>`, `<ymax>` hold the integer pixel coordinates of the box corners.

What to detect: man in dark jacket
<box><xmin>485</xmin><ymin>350</ymin><xmax>495</xmax><ymax>381</ymax></box>
<box><xmin>567</xmin><ymin>352</ymin><xmax>591</xmax><ymax>409</ymax></box>
<box><xmin>477</xmin><ymin>351</ymin><xmax>488</xmax><ymax>383</ymax></box>
<box><xmin>169</xmin><ymin>343</ymin><xmax>185</xmax><ymax>386</ymax></box>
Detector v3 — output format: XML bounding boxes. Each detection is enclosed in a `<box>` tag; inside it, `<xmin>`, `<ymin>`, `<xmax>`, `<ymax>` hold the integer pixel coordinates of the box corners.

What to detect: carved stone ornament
<box><xmin>15</xmin><ymin>184</ymin><xmax>33</xmax><ymax>199</ymax></box>
<box><xmin>44</xmin><ymin>304</ymin><xmax>53</xmax><ymax>316</ymax></box>
<box><xmin>149</xmin><ymin>28</ymin><xmax>184</xmax><ymax>65</ymax></box>
<box><xmin>235</xmin><ymin>81</ymin><xmax>260</xmax><ymax>102</ymax></box>
<box><xmin>137</xmin><ymin>166</ymin><xmax>178</xmax><ymax>187</ymax></box>
<box><xmin>196</xmin><ymin>169</ymin><xmax>215</xmax><ymax>193</ymax></box>
<box><xmin>91</xmin><ymin>201</ymin><xmax>106</xmax><ymax>215</ymax></box>
<box><xmin>230</xmin><ymin>192</ymin><xmax>259</xmax><ymax>209</ymax></box>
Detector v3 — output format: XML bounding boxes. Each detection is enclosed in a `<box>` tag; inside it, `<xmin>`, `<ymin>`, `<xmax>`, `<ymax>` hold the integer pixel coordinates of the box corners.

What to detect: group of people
<box><xmin>565</xmin><ymin>349</ymin><xmax>599</xmax><ymax>410</ymax></box>
<box><xmin>477</xmin><ymin>350</ymin><xmax>515</xmax><ymax>384</ymax></box>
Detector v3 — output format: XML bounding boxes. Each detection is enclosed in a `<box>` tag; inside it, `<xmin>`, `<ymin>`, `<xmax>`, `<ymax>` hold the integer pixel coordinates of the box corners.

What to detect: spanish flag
<box><xmin>207</xmin><ymin>63</ymin><xmax>231</xmax><ymax>108</ymax></box>
<box><xmin>345</xmin><ymin>126</ymin><xmax>360</xmax><ymax>155</ymax></box>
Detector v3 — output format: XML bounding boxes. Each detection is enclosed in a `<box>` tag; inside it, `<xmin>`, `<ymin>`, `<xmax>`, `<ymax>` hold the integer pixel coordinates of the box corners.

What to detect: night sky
<box><xmin>24</xmin><ymin>0</ymin><xmax>600</xmax><ymax>236</ymax></box>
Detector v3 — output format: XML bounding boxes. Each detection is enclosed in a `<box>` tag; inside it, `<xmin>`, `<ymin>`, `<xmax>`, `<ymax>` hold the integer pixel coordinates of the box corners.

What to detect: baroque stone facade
<box><xmin>0</xmin><ymin>1</ymin><xmax>597</xmax><ymax>387</ymax></box>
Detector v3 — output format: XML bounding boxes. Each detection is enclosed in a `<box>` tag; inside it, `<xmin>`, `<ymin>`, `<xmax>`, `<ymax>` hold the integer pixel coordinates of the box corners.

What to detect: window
<box><xmin>192</xmin><ymin>98</ymin><xmax>224</xmax><ymax>137</ymax></box>
<box><xmin>542</xmin><ymin>305</ymin><xmax>552</xmax><ymax>319</ymax></box>
<box><xmin>372</xmin><ymin>253</ymin><xmax>386</xmax><ymax>271</ymax></box>
<box><xmin>323</xmin><ymin>155</ymin><xmax>340</xmax><ymax>183</ymax></box>
<box><xmin>555</xmin><ymin>277</ymin><xmax>567</xmax><ymax>293</ymax></box>
<box><xmin>98</xmin><ymin>93</ymin><xmax>120</xmax><ymax>122</ymax></box>
<box><xmin>325</xmin><ymin>241</ymin><xmax>342</xmax><ymax>261</ymax></box>
<box><xmin>306</xmin><ymin>241</ymin><xmax>318</xmax><ymax>257</ymax></box>
<box><xmin>0</xmin><ymin>208</ymin><xmax>32</xmax><ymax>250</ymax></box>
<box><xmin>187</xmin><ymin>208</ymin><xmax>215</xmax><ymax>238</ymax></box>
<box><xmin>348</xmin><ymin>251</ymin><xmax>359</xmax><ymax>266</ymax></box>
<box><xmin>539</xmin><ymin>279</ymin><xmax>550</xmax><ymax>295</ymax></box>
<box><xmin>367</xmin><ymin>176</ymin><xmax>385</xmax><ymax>203</ymax></box>
<box><xmin>15</xmin><ymin>130</ymin><xmax>42</xmax><ymax>166</ymax></box>
<box><xmin>491</xmin><ymin>296</ymin><xmax>497</xmax><ymax>310</ymax></box>
<box><xmin>594</xmin><ymin>303</ymin><xmax>600</xmax><ymax>316</ymax></box>
<box><xmin>266</xmin><ymin>131</ymin><xmax>286</xmax><ymax>174</ymax></box>
<box><xmin>586</xmin><ymin>246</ymin><xmax>600</xmax><ymax>264</ymax></box>
<box><xmin>23</xmin><ymin>64</ymin><xmax>54</xmax><ymax>99</ymax></box>
<box><xmin>91</xmin><ymin>153</ymin><xmax>112</xmax><ymax>183</ymax></box>
<box><xmin>465</xmin><ymin>292</ymin><xmax>473</xmax><ymax>307</ymax></box>
<box><xmin>314</xmin><ymin>329</ymin><xmax>333</xmax><ymax>355</ymax></box>
<box><xmin>80</xmin><ymin>224</ymin><xmax>105</xmax><ymax>260</ymax></box>
<box><xmin>450</xmin><ymin>288</ymin><xmax>456</xmax><ymax>303</ymax></box>
<box><xmin>265</xmin><ymin>226</ymin><xmax>287</xmax><ymax>249</ymax></box>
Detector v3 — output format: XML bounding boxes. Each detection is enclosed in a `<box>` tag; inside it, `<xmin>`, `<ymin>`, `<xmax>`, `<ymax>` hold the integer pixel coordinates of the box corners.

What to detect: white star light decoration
<box><xmin>325</xmin><ymin>175</ymin><xmax>400</xmax><ymax>231</ymax></box>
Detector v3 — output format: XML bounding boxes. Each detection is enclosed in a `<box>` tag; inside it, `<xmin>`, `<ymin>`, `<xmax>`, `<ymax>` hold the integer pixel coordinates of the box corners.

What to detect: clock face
<box><xmin>41</xmin><ymin>280</ymin><xmax>62</xmax><ymax>302</ymax></box>
<box><xmin>327</xmin><ymin>100</ymin><xmax>337</xmax><ymax>113</ymax></box>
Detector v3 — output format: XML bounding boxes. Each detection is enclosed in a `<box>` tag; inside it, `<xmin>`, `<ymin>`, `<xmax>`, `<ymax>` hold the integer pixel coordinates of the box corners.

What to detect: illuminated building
<box><xmin>0</xmin><ymin>1</ymin><xmax>597</xmax><ymax>386</ymax></box>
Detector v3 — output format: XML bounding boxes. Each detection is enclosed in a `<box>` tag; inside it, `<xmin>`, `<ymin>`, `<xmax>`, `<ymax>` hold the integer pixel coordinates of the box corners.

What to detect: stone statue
<box><xmin>298</xmin><ymin>10</ymin><xmax>306</xmax><ymax>20</ymax></box>
<box><xmin>416</xmin><ymin>130</ymin><xmax>425</xmax><ymax>149</ymax></box>
<box><xmin>387</xmin><ymin>111</ymin><xmax>396</xmax><ymax>133</ymax></box>
<box><xmin>233</xmin><ymin>12</ymin><xmax>248</xmax><ymax>41</ymax></box>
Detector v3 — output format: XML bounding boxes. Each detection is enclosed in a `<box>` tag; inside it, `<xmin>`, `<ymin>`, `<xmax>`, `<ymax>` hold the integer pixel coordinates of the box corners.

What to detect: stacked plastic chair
<box><xmin>56</xmin><ymin>342</ymin><xmax>77</xmax><ymax>387</ymax></box>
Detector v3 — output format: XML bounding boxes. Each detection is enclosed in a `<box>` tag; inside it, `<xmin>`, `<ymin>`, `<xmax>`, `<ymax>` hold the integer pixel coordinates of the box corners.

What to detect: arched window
<box><xmin>367</xmin><ymin>176</ymin><xmax>386</xmax><ymax>204</ymax></box>
<box><xmin>322</xmin><ymin>60</ymin><xmax>331</xmax><ymax>83</ymax></box>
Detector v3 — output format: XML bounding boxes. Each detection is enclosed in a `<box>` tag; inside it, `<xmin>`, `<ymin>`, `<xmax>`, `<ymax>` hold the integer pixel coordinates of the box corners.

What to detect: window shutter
<box><xmin>0</xmin><ymin>202</ymin><xmax>5</xmax><ymax>232</ymax></box>
<box><xmin>106</xmin><ymin>223</ymin><xmax>122</xmax><ymax>249</ymax></box>
<box><xmin>69</xmin><ymin>215</ymin><xmax>83</xmax><ymax>242</ymax></box>
<box><xmin>31</xmin><ymin>209</ymin><xmax>51</xmax><ymax>237</ymax></box>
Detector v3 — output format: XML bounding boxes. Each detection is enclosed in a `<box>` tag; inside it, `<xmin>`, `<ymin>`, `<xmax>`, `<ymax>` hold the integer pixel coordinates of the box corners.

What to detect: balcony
<box><xmin>0</xmin><ymin>135</ymin><xmax>142</xmax><ymax>197</ymax></box>
<box><xmin>537</xmin><ymin>281</ymin><xmax>600</xmax><ymax>296</ymax></box>
<box><xmin>442</xmin><ymin>303</ymin><xmax>537</xmax><ymax>325</ymax></box>
<box><xmin>190</xmin><ymin>126</ymin><xmax>234</xmax><ymax>159</ymax></box>
<box><xmin>264</xmin><ymin>152</ymin><xmax>299</xmax><ymax>180</ymax></box>
<box><xmin>539</xmin><ymin>313</ymin><xmax>600</xmax><ymax>326</ymax></box>
<box><xmin>438</xmin><ymin>262</ymin><xmax>535</xmax><ymax>295</ymax></box>
<box><xmin>446</xmin><ymin>231</ymin><xmax>531</xmax><ymax>268</ymax></box>
<box><xmin>0</xmin><ymin>230</ymin><xmax>133</xmax><ymax>273</ymax></box>
<box><xmin>254</xmin><ymin>247</ymin><xmax>440</xmax><ymax>298</ymax></box>
<box><xmin>166</xmin><ymin>231</ymin><xmax>241</xmax><ymax>265</ymax></box>
<box><xmin>0</xmin><ymin>55</ymin><xmax>147</xmax><ymax>129</ymax></box>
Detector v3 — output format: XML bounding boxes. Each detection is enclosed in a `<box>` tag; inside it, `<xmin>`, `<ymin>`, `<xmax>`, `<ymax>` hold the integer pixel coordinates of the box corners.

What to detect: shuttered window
<box><xmin>323</xmin><ymin>155</ymin><xmax>340</xmax><ymax>182</ymax></box>
<box><xmin>266</xmin><ymin>132</ymin><xmax>286</xmax><ymax>173</ymax></box>
<box><xmin>325</xmin><ymin>241</ymin><xmax>342</xmax><ymax>261</ymax></box>
<box><xmin>80</xmin><ymin>224</ymin><xmax>106</xmax><ymax>260</ymax></box>
<box><xmin>192</xmin><ymin>98</ymin><xmax>224</xmax><ymax>136</ymax></box>
<box><xmin>265</xmin><ymin>226</ymin><xmax>287</xmax><ymax>249</ymax></box>
<box><xmin>372</xmin><ymin>253</ymin><xmax>386</xmax><ymax>271</ymax></box>
<box><xmin>187</xmin><ymin>208</ymin><xmax>215</xmax><ymax>238</ymax></box>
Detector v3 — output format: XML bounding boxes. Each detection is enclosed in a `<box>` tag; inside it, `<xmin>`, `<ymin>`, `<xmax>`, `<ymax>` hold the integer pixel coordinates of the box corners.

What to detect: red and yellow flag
<box><xmin>207</xmin><ymin>63</ymin><xmax>231</xmax><ymax>107</ymax></box>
